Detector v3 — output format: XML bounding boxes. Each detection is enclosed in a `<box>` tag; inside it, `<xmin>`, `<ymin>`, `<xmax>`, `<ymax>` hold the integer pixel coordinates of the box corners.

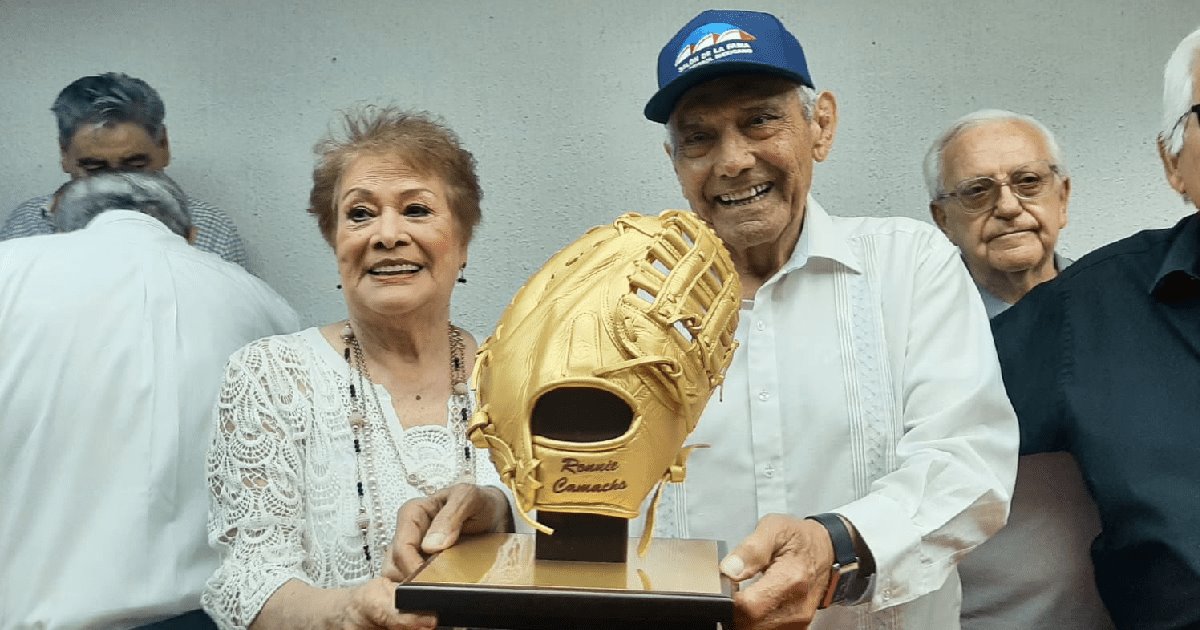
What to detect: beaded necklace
<box><xmin>341</xmin><ymin>322</ymin><xmax>472</xmax><ymax>571</ymax></box>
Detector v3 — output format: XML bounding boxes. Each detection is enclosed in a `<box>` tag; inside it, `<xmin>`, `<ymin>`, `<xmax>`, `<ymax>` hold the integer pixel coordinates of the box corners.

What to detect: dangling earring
<box><xmin>457</xmin><ymin>264</ymin><xmax>467</xmax><ymax>284</ymax></box>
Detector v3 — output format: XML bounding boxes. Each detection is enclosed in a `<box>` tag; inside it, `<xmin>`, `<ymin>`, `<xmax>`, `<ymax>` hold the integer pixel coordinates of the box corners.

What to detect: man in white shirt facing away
<box><xmin>641</xmin><ymin>9</ymin><xmax>1019</xmax><ymax>629</ymax></box>
<box><xmin>926</xmin><ymin>109</ymin><xmax>1114</xmax><ymax>630</ymax></box>
<box><xmin>0</xmin><ymin>172</ymin><xmax>299</xmax><ymax>629</ymax></box>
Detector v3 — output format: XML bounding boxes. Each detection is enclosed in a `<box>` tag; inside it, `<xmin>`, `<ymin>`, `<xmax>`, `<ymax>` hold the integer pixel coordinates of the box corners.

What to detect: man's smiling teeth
<box><xmin>369</xmin><ymin>263</ymin><xmax>421</xmax><ymax>275</ymax></box>
<box><xmin>718</xmin><ymin>183</ymin><xmax>772</xmax><ymax>206</ymax></box>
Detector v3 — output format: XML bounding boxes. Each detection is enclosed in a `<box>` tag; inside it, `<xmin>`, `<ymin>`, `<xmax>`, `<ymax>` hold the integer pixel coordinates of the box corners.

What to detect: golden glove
<box><xmin>469</xmin><ymin>210</ymin><xmax>740</xmax><ymax>551</ymax></box>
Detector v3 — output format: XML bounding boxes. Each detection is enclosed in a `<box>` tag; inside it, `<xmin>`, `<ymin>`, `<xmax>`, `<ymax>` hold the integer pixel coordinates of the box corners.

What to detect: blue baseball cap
<box><xmin>644</xmin><ymin>9</ymin><xmax>814</xmax><ymax>123</ymax></box>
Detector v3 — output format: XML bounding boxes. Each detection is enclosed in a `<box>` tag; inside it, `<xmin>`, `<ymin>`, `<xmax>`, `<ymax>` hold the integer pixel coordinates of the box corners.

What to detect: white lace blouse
<box><xmin>202</xmin><ymin>327</ymin><xmax>502</xmax><ymax>629</ymax></box>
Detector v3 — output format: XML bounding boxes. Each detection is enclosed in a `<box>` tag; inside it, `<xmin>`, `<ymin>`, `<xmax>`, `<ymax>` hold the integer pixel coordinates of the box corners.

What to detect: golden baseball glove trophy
<box><xmin>396</xmin><ymin>210</ymin><xmax>741</xmax><ymax>629</ymax></box>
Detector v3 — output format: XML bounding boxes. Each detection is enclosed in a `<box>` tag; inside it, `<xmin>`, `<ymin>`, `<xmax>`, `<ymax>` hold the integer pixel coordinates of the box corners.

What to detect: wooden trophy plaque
<box><xmin>394</xmin><ymin>390</ymin><xmax>734</xmax><ymax>629</ymax></box>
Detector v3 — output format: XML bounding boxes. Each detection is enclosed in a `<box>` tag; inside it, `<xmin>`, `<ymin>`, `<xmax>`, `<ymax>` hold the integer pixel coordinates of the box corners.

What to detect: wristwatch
<box><xmin>806</xmin><ymin>512</ymin><xmax>861</xmax><ymax>608</ymax></box>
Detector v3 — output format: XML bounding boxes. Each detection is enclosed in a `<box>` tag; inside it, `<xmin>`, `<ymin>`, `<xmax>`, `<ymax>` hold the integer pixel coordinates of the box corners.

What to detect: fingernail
<box><xmin>415</xmin><ymin>614</ymin><xmax>437</xmax><ymax>628</ymax></box>
<box><xmin>719</xmin><ymin>554</ymin><xmax>744</xmax><ymax>578</ymax></box>
<box><xmin>423</xmin><ymin>532</ymin><xmax>446</xmax><ymax>549</ymax></box>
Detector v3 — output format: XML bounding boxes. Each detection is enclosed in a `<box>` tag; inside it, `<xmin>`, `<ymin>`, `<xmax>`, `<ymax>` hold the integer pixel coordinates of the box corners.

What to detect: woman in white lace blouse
<box><xmin>203</xmin><ymin>107</ymin><xmax>513</xmax><ymax>630</ymax></box>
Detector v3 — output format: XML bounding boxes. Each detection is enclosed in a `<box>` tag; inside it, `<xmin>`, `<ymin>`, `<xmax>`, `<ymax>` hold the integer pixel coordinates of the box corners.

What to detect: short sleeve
<box><xmin>187</xmin><ymin>200</ymin><xmax>249</xmax><ymax>268</ymax></box>
<box><xmin>0</xmin><ymin>198</ymin><xmax>55</xmax><ymax>241</ymax></box>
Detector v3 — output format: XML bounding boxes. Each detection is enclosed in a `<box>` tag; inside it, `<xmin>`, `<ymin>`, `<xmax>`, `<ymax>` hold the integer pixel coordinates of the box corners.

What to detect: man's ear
<box><xmin>929</xmin><ymin>201</ymin><xmax>950</xmax><ymax>237</ymax></box>
<box><xmin>159</xmin><ymin>127</ymin><xmax>172</xmax><ymax>169</ymax></box>
<box><xmin>1058</xmin><ymin>176</ymin><xmax>1071</xmax><ymax>229</ymax></box>
<box><xmin>664</xmin><ymin>139</ymin><xmax>687</xmax><ymax>187</ymax></box>
<box><xmin>810</xmin><ymin>91</ymin><xmax>839</xmax><ymax>163</ymax></box>
<box><xmin>1159</xmin><ymin>136</ymin><xmax>1186</xmax><ymax>196</ymax></box>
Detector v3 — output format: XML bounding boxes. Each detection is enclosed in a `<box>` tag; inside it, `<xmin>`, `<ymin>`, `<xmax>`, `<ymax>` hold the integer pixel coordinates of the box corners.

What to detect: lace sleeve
<box><xmin>202</xmin><ymin>338</ymin><xmax>312</xmax><ymax>630</ymax></box>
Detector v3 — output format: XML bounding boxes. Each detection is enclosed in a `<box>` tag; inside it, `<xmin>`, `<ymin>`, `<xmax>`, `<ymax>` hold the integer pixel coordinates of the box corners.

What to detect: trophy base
<box><xmin>395</xmin><ymin>533</ymin><xmax>734</xmax><ymax>630</ymax></box>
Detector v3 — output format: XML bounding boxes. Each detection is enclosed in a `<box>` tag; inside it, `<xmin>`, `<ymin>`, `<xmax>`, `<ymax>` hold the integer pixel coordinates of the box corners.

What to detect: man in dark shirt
<box><xmin>991</xmin><ymin>27</ymin><xmax>1200</xmax><ymax>630</ymax></box>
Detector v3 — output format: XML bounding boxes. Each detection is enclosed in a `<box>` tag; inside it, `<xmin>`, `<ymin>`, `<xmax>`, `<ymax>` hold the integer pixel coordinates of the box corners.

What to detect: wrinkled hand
<box><xmin>383</xmin><ymin>483</ymin><xmax>513</xmax><ymax>581</ymax></box>
<box><xmin>337</xmin><ymin>576</ymin><xmax>436</xmax><ymax>630</ymax></box>
<box><xmin>719</xmin><ymin>514</ymin><xmax>835</xmax><ymax>630</ymax></box>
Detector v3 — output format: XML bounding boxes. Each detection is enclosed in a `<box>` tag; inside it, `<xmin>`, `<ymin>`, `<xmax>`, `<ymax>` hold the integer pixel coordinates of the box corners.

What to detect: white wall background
<box><xmin>1</xmin><ymin>0</ymin><xmax>1196</xmax><ymax>334</ymax></box>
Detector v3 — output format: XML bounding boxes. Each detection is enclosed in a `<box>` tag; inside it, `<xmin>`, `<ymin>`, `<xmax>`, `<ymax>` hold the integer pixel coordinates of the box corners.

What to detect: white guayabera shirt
<box><xmin>647</xmin><ymin>198</ymin><xmax>1019</xmax><ymax>630</ymax></box>
<box><xmin>0</xmin><ymin>211</ymin><xmax>298</xmax><ymax>629</ymax></box>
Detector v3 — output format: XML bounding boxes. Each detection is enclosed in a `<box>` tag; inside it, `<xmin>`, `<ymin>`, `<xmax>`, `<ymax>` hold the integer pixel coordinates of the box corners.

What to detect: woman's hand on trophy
<box><xmin>338</xmin><ymin>577</ymin><xmax>438</xmax><ymax>630</ymax></box>
<box><xmin>719</xmin><ymin>513</ymin><xmax>836</xmax><ymax>630</ymax></box>
<box><xmin>251</xmin><ymin>577</ymin><xmax>436</xmax><ymax>630</ymax></box>
<box><xmin>383</xmin><ymin>483</ymin><xmax>514</xmax><ymax>580</ymax></box>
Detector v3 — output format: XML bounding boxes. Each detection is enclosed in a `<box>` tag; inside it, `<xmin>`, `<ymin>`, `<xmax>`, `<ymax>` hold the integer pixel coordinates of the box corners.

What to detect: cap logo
<box><xmin>673</xmin><ymin>22</ymin><xmax>756</xmax><ymax>73</ymax></box>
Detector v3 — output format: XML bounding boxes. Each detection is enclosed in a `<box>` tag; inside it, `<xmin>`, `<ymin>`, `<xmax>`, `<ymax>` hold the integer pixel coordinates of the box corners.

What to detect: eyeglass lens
<box><xmin>954</xmin><ymin>163</ymin><xmax>1055</xmax><ymax>211</ymax></box>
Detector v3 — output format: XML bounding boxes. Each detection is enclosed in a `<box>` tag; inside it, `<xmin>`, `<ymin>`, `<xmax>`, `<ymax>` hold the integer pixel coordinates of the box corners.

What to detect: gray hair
<box><xmin>665</xmin><ymin>84</ymin><xmax>818</xmax><ymax>148</ymax></box>
<box><xmin>796</xmin><ymin>85</ymin><xmax>817</xmax><ymax>119</ymax></box>
<box><xmin>923</xmin><ymin>109</ymin><xmax>1068</xmax><ymax>201</ymax></box>
<box><xmin>53</xmin><ymin>171</ymin><xmax>191</xmax><ymax>237</ymax></box>
<box><xmin>1160</xmin><ymin>27</ymin><xmax>1200</xmax><ymax>158</ymax></box>
<box><xmin>51</xmin><ymin>73</ymin><xmax>166</xmax><ymax>149</ymax></box>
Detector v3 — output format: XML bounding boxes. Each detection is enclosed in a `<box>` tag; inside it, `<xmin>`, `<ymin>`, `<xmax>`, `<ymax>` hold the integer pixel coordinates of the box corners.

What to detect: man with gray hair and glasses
<box><xmin>0</xmin><ymin>72</ymin><xmax>249</xmax><ymax>268</ymax></box>
<box><xmin>991</xmin><ymin>27</ymin><xmax>1200</xmax><ymax>629</ymax></box>
<box><xmin>926</xmin><ymin>110</ymin><xmax>1114</xmax><ymax>629</ymax></box>
<box><xmin>926</xmin><ymin>110</ymin><xmax>1072</xmax><ymax>317</ymax></box>
<box><xmin>0</xmin><ymin>171</ymin><xmax>297</xmax><ymax>629</ymax></box>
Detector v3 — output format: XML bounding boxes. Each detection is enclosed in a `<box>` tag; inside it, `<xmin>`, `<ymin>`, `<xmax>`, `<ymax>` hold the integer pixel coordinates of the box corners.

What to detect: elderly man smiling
<box><xmin>925</xmin><ymin>110</ymin><xmax>1114</xmax><ymax>629</ymax></box>
<box><xmin>642</xmin><ymin>9</ymin><xmax>1018</xmax><ymax>629</ymax></box>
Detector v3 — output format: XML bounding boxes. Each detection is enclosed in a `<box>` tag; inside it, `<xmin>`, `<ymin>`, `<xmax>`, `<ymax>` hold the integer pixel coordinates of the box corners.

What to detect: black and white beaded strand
<box><xmin>342</xmin><ymin>322</ymin><xmax>377</xmax><ymax>568</ymax></box>
<box><xmin>342</xmin><ymin>322</ymin><xmax>474</xmax><ymax>570</ymax></box>
<box><xmin>449</xmin><ymin>326</ymin><xmax>473</xmax><ymax>468</ymax></box>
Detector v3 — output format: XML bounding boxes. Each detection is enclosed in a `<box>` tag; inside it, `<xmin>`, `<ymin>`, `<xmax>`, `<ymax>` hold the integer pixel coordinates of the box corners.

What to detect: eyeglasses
<box><xmin>936</xmin><ymin>161</ymin><xmax>1062</xmax><ymax>213</ymax></box>
<box><xmin>1169</xmin><ymin>104</ymin><xmax>1200</xmax><ymax>139</ymax></box>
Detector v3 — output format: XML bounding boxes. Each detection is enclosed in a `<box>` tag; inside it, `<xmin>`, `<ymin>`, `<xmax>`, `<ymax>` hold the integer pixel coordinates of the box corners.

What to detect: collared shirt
<box><xmin>1</xmin><ymin>192</ymin><xmax>249</xmax><ymax>268</ymax></box>
<box><xmin>974</xmin><ymin>253</ymin><xmax>1073</xmax><ymax>318</ymax></box>
<box><xmin>0</xmin><ymin>211</ymin><xmax>298</xmax><ymax>629</ymax></box>
<box><xmin>992</xmin><ymin>212</ymin><xmax>1200</xmax><ymax>630</ymax></box>
<box><xmin>959</xmin><ymin>255</ymin><xmax>1115</xmax><ymax>630</ymax></box>
<box><xmin>648</xmin><ymin>198</ymin><xmax>1018</xmax><ymax>629</ymax></box>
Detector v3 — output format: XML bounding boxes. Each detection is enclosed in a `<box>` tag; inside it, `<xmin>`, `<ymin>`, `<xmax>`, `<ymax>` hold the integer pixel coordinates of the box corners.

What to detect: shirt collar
<box><xmin>85</xmin><ymin>209</ymin><xmax>179</xmax><ymax>236</ymax></box>
<box><xmin>777</xmin><ymin>195</ymin><xmax>863</xmax><ymax>276</ymax></box>
<box><xmin>1151</xmin><ymin>212</ymin><xmax>1200</xmax><ymax>298</ymax></box>
<box><xmin>970</xmin><ymin>253</ymin><xmax>1072</xmax><ymax>319</ymax></box>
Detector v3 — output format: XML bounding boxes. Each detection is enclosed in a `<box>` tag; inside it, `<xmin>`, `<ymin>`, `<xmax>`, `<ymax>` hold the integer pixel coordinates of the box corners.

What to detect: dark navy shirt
<box><xmin>991</xmin><ymin>213</ymin><xmax>1200</xmax><ymax>630</ymax></box>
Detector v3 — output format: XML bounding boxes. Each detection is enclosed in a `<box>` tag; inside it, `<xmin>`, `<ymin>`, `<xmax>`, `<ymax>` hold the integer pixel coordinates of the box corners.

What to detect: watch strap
<box><xmin>806</xmin><ymin>512</ymin><xmax>859</xmax><ymax>608</ymax></box>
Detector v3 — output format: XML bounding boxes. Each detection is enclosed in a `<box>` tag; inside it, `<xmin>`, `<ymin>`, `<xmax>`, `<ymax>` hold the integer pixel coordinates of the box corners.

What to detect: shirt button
<box><xmin>755</xmin><ymin>320</ymin><xmax>765</xmax><ymax>331</ymax></box>
<box><xmin>763</xmin><ymin>464</ymin><xmax>775</xmax><ymax>478</ymax></box>
<box><xmin>758</xmin><ymin>390</ymin><xmax>770</xmax><ymax>402</ymax></box>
